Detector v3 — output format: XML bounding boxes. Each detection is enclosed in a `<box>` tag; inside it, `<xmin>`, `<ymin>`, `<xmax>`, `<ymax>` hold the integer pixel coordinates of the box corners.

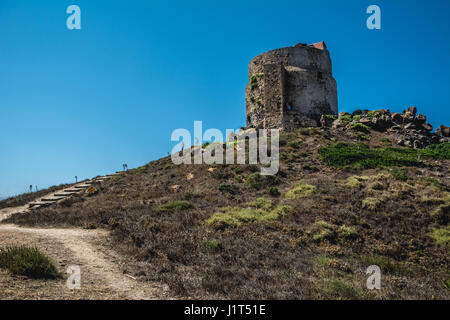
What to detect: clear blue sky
<box><xmin>1</xmin><ymin>0</ymin><xmax>449</xmax><ymax>197</ymax></box>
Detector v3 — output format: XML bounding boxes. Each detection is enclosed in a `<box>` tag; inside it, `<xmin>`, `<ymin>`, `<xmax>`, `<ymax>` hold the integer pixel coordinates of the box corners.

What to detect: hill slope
<box><xmin>4</xmin><ymin>110</ymin><xmax>450</xmax><ymax>299</ymax></box>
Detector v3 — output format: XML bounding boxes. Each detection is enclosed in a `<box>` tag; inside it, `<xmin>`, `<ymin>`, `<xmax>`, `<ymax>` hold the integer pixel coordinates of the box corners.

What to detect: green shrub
<box><xmin>249</xmin><ymin>96</ymin><xmax>261</xmax><ymax>104</ymax></box>
<box><xmin>340</xmin><ymin>115</ymin><xmax>353</xmax><ymax>125</ymax></box>
<box><xmin>346</xmin><ymin>175</ymin><xmax>369</xmax><ymax>188</ymax></box>
<box><xmin>246</xmin><ymin>197</ymin><xmax>275</xmax><ymax>210</ymax></box>
<box><xmin>0</xmin><ymin>245</ymin><xmax>61</xmax><ymax>279</ymax></box>
<box><xmin>245</xmin><ymin>173</ymin><xmax>279</xmax><ymax>190</ymax></box>
<box><xmin>318</xmin><ymin>278</ymin><xmax>362</xmax><ymax>299</ymax></box>
<box><xmin>302</xmin><ymin>163</ymin><xmax>319</xmax><ymax>171</ymax></box>
<box><xmin>202</xmin><ymin>239</ymin><xmax>223</xmax><ymax>252</ymax></box>
<box><xmin>318</xmin><ymin>142</ymin><xmax>422</xmax><ymax>169</ymax></box>
<box><xmin>235</xmin><ymin>176</ymin><xmax>243</xmax><ymax>183</ymax></box>
<box><xmin>360</xmin><ymin>255</ymin><xmax>410</xmax><ymax>276</ymax></box>
<box><xmin>287</xmin><ymin>140</ymin><xmax>303</xmax><ymax>148</ymax></box>
<box><xmin>381</xmin><ymin>137</ymin><xmax>392</xmax><ymax>146</ymax></box>
<box><xmin>129</xmin><ymin>165</ymin><xmax>148</xmax><ymax>175</ymax></box>
<box><xmin>338</xmin><ymin>226</ymin><xmax>358</xmax><ymax>241</ymax></box>
<box><xmin>233</xmin><ymin>166</ymin><xmax>243</xmax><ymax>174</ymax></box>
<box><xmin>431</xmin><ymin>203</ymin><xmax>449</xmax><ymax>225</ymax></box>
<box><xmin>424</xmin><ymin>177</ymin><xmax>449</xmax><ymax>192</ymax></box>
<box><xmin>366</xmin><ymin>110</ymin><xmax>380</xmax><ymax>119</ymax></box>
<box><xmin>308</xmin><ymin>221</ymin><xmax>337</xmax><ymax>242</ymax></box>
<box><xmin>362</xmin><ymin>195</ymin><xmax>387</xmax><ymax>211</ymax></box>
<box><xmin>218</xmin><ymin>184</ymin><xmax>239</xmax><ymax>194</ymax></box>
<box><xmin>308</xmin><ymin>221</ymin><xmax>358</xmax><ymax>243</ymax></box>
<box><xmin>390</xmin><ymin>168</ymin><xmax>411</xmax><ymax>181</ymax></box>
<box><xmin>316</xmin><ymin>256</ymin><xmax>332</xmax><ymax>267</ymax></box>
<box><xmin>353</xmin><ymin>132</ymin><xmax>370</xmax><ymax>141</ymax></box>
<box><xmin>156</xmin><ymin>200</ymin><xmax>193</xmax><ymax>213</ymax></box>
<box><xmin>267</xmin><ymin>187</ymin><xmax>280</xmax><ymax>197</ymax></box>
<box><xmin>245</xmin><ymin>173</ymin><xmax>263</xmax><ymax>189</ymax></box>
<box><xmin>420</xmin><ymin>197</ymin><xmax>446</xmax><ymax>205</ymax></box>
<box><xmin>249</xmin><ymin>73</ymin><xmax>264</xmax><ymax>90</ymax></box>
<box><xmin>284</xmin><ymin>182</ymin><xmax>316</xmax><ymax>199</ymax></box>
<box><xmin>298</xmin><ymin>128</ymin><xmax>313</xmax><ymax>136</ymax></box>
<box><xmin>368</xmin><ymin>181</ymin><xmax>385</xmax><ymax>191</ymax></box>
<box><xmin>206</xmin><ymin>199</ymin><xmax>292</xmax><ymax>227</ymax></box>
<box><xmin>350</xmin><ymin>123</ymin><xmax>371</xmax><ymax>133</ymax></box>
<box><xmin>421</xmin><ymin>142</ymin><xmax>450</xmax><ymax>160</ymax></box>
<box><xmin>279</xmin><ymin>131</ymin><xmax>297</xmax><ymax>146</ymax></box>
<box><xmin>163</xmin><ymin>164</ymin><xmax>174</xmax><ymax>170</ymax></box>
<box><xmin>429</xmin><ymin>226</ymin><xmax>450</xmax><ymax>248</ymax></box>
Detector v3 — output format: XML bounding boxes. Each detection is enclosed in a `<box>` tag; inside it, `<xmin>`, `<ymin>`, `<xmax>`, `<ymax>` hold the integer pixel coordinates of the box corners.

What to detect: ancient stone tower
<box><xmin>245</xmin><ymin>41</ymin><xmax>338</xmax><ymax>130</ymax></box>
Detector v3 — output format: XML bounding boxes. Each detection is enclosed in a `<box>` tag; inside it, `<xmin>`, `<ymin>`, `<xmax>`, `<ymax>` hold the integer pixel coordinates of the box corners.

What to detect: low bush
<box><xmin>429</xmin><ymin>226</ymin><xmax>450</xmax><ymax>248</ymax></box>
<box><xmin>249</xmin><ymin>73</ymin><xmax>264</xmax><ymax>90</ymax></box>
<box><xmin>424</xmin><ymin>177</ymin><xmax>449</xmax><ymax>192</ymax></box>
<box><xmin>245</xmin><ymin>173</ymin><xmax>279</xmax><ymax>190</ymax></box>
<box><xmin>0</xmin><ymin>245</ymin><xmax>61</xmax><ymax>279</ymax></box>
<box><xmin>350</xmin><ymin>123</ymin><xmax>371</xmax><ymax>133</ymax></box>
<box><xmin>361</xmin><ymin>195</ymin><xmax>388</xmax><ymax>211</ymax></box>
<box><xmin>267</xmin><ymin>187</ymin><xmax>280</xmax><ymax>197</ymax></box>
<box><xmin>307</xmin><ymin>221</ymin><xmax>337</xmax><ymax>242</ymax></box>
<box><xmin>156</xmin><ymin>200</ymin><xmax>193</xmax><ymax>213</ymax></box>
<box><xmin>318</xmin><ymin>142</ymin><xmax>422</xmax><ymax>169</ymax></box>
<box><xmin>390</xmin><ymin>168</ymin><xmax>411</xmax><ymax>181</ymax></box>
<box><xmin>318</xmin><ymin>278</ymin><xmax>362</xmax><ymax>299</ymax></box>
<box><xmin>431</xmin><ymin>203</ymin><xmax>449</xmax><ymax>225</ymax></box>
<box><xmin>284</xmin><ymin>182</ymin><xmax>316</xmax><ymax>199</ymax></box>
<box><xmin>218</xmin><ymin>184</ymin><xmax>239</xmax><ymax>195</ymax></box>
<box><xmin>421</xmin><ymin>142</ymin><xmax>450</xmax><ymax>160</ymax></box>
<box><xmin>202</xmin><ymin>239</ymin><xmax>223</xmax><ymax>253</ymax></box>
<box><xmin>353</xmin><ymin>132</ymin><xmax>370</xmax><ymax>141</ymax></box>
<box><xmin>206</xmin><ymin>198</ymin><xmax>292</xmax><ymax>227</ymax></box>
<box><xmin>339</xmin><ymin>115</ymin><xmax>353</xmax><ymax>125</ymax></box>
<box><xmin>346</xmin><ymin>176</ymin><xmax>369</xmax><ymax>189</ymax></box>
<box><xmin>338</xmin><ymin>225</ymin><xmax>358</xmax><ymax>241</ymax></box>
<box><xmin>360</xmin><ymin>255</ymin><xmax>410</xmax><ymax>276</ymax></box>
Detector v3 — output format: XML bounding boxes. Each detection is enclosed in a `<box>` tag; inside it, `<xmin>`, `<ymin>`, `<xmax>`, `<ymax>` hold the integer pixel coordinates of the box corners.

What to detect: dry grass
<box><xmin>4</xmin><ymin>127</ymin><xmax>450</xmax><ymax>299</ymax></box>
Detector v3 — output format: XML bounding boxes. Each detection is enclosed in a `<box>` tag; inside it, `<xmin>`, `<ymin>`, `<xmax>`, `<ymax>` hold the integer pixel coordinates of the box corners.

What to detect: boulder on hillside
<box><xmin>414</xmin><ymin>114</ymin><xmax>426</xmax><ymax>126</ymax></box>
<box><xmin>403</xmin><ymin>111</ymin><xmax>415</xmax><ymax>123</ymax></box>
<box><xmin>407</xmin><ymin>106</ymin><xmax>417</xmax><ymax>116</ymax></box>
<box><xmin>404</xmin><ymin>122</ymin><xmax>417</xmax><ymax>130</ymax></box>
<box><xmin>436</xmin><ymin>125</ymin><xmax>450</xmax><ymax>137</ymax></box>
<box><xmin>371</xmin><ymin>115</ymin><xmax>393</xmax><ymax>131</ymax></box>
<box><xmin>391</xmin><ymin>112</ymin><xmax>404</xmax><ymax>124</ymax></box>
<box><xmin>422</xmin><ymin>123</ymin><xmax>433</xmax><ymax>132</ymax></box>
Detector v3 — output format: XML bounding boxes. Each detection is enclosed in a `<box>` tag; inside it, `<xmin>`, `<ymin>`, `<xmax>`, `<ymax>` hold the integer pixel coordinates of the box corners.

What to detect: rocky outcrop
<box><xmin>331</xmin><ymin>107</ymin><xmax>449</xmax><ymax>148</ymax></box>
<box><xmin>436</xmin><ymin>125</ymin><xmax>450</xmax><ymax>138</ymax></box>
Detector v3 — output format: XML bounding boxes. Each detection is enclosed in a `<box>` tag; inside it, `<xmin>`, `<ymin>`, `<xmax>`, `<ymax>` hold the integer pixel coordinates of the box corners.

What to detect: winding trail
<box><xmin>0</xmin><ymin>176</ymin><xmax>168</xmax><ymax>300</ymax></box>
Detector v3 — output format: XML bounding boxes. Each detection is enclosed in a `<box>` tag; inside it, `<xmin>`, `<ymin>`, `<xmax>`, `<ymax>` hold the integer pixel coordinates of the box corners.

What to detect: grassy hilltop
<box><xmin>3</xmin><ymin>110</ymin><xmax>450</xmax><ymax>299</ymax></box>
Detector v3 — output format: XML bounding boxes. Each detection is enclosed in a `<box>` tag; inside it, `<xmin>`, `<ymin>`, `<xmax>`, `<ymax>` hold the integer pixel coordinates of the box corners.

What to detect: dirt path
<box><xmin>0</xmin><ymin>204</ymin><xmax>29</xmax><ymax>223</ymax></box>
<box><xmin>0</xmin><ymin>180</ymin><xmax>170</xmax><ymax>300</ymax></box>
<box><xmin>0</xmin><ymin>224</ymin><xmax>167</xmax><ymax>299</ymax></box>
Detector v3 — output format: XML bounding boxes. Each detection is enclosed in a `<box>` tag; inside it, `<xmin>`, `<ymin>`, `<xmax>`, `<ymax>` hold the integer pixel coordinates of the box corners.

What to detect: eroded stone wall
<box><xmin>245</xmin><ymin>42</ymin><xmax>338</xmax><ymax>129</ymax></box>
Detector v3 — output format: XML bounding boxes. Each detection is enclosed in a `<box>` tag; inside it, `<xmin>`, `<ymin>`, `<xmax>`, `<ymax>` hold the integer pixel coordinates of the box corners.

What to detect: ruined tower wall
<box><xmin>262</xmin><ymin>63</ymin><xmax>285</xmax><ymax>128</ymax></box>
<box><xmin>245</xmin><ymin>43</ymin><xmax>338</xmax><ymax>129</ymax></box>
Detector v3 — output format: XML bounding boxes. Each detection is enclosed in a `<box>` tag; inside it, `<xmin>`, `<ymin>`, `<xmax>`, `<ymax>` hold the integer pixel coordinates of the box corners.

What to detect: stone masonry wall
<box><xmin>245</xmin><ymin>42</ymin><xmax>338</xmax><ymax>129</ymax></box>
